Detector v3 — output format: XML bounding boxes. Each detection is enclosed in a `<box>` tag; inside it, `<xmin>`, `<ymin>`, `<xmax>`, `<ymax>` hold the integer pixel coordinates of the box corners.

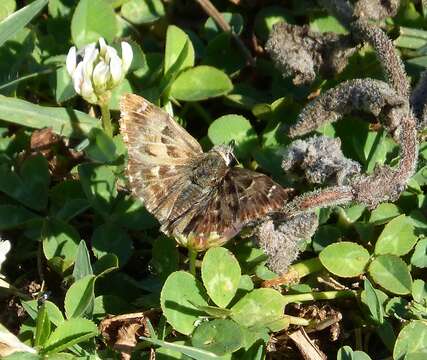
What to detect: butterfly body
<box><xmin>120</xmin><ymin>94</ymin><xmax>292</xmax><ymax>250</ymax></box>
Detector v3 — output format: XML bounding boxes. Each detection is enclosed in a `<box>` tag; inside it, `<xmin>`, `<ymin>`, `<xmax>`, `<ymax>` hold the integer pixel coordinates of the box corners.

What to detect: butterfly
<box><xmin>120</xmin><ymin>94</ymin><xmax>292</xmax><ymax>251</ymax></box>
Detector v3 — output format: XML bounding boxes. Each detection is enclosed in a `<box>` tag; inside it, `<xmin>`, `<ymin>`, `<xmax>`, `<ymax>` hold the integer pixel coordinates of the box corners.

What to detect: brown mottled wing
<box><xmin>169</xmin><ymin>168</ymin><xmax>292</xmax><ymax>250</ymax></box>
<box><xmin>120</xmin><ymin>94</ymin><xmax>203</xmax><ymax>224</ymax></box>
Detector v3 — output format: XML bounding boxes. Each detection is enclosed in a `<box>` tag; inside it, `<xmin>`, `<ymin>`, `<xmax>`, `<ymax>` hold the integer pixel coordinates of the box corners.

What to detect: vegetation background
<box><xmin>0</xmin><ymin>0</ymin><xmax>425</xmax><ymax>359</ymax></box>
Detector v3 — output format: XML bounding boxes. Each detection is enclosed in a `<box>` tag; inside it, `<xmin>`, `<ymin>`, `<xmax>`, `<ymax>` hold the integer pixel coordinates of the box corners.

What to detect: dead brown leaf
<box><xmin>100</xmin><ymin>312</ymin><xmax>155</xmax><ymax>360</ymax></box>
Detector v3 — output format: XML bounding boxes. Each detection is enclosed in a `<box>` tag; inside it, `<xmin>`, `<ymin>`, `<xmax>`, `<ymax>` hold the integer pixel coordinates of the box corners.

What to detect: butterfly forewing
<box><xmin>120</xmin><ymin>94</ymin><xmax>202</xmax><ymax>223</ymax></box>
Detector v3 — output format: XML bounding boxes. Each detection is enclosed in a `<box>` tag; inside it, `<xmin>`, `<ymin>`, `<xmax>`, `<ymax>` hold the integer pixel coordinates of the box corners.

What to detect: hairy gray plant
<box><xmin>353</xmin><ymin>0</ymin><xmax>400</xmax><ymax>21</ymax></box>
<box><xmin>266</xmin><ymin>23</ymin><xmax>356</xmax><ymax>85</ymax></box>
<box><xmin>282</xmin><ymin>136</ymin><xmax>361</xmax><ymax>185</ymax></box>
<box><xmin>256</xmin><ymin>214</ymin><xmax>318</xmax><ymax>275</ymax></box>
<box><xmin>259</xmin><ymin>0</ymin><xmax>421</xmax><ymax>274</ymax></box>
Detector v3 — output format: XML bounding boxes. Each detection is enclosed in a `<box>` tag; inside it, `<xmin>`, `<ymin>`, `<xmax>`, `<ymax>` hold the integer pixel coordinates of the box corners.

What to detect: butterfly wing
<box><xmin>168</xmin><ymin>168</ymin><xmax>292</xmax><ymax>250</ymax></box>
<box><xmin>120</xmin><ymin>94</ymin><xmax>203</xmax><ymax>223</ymax></box>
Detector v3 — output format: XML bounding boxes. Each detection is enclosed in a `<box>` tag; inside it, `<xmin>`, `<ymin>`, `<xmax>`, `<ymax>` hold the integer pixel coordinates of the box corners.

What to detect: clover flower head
<box><xmin>66</xmin><ymin>38</ymin><xmax>133</xmax><ymax>104</ymax></box>
<box><xmin>0</xmin><ymin>239</ymin><xmax>11</xmax><ymax>272</ymax></box>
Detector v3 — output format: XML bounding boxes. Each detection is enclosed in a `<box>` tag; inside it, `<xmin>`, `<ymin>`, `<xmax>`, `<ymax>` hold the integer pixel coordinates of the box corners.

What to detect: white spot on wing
<box><xmin>267</xmin><ymin>185</ymin><xmax>277</xmax><ymax>198</ymax></box>
<box><xmin>137</xmin><ymin>102</ymin><xmax>149</xmax><ymax>113</ymax></box>
<box><xmin>151</xmin><ymin>166</ymin><xmax>160</xmax><ymax>177</ymax></box>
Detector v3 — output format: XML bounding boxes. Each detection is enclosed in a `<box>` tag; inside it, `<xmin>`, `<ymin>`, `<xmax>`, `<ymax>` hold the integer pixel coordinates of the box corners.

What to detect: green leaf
<box><xmin>142</xmin><ymin>337</ymin><xmax>219</xmax><ymax>359</ymax></box>
<box><xmin>93</xmin><ymin>253</ymin><xmax>119</xmax><ymax>277</ymax></box>
<box><xmin>91</xmin><ymin>223</ymin><xmax>133</xmax><ymax>266</ymax></box>
<box><xmin>238</xmin><ymin>274</ymin><xmax>254</xmax><ymax>292</ymax></box>
<box><xmin>411</xmin><ymin>238</ymin><xmax>427</xmax><ymax>268</ymax></box>
<box><xmin>369</xmin><ymin>203</ymin><xmax>401</xmax><ymax>225</ymax></box>
<box><xmin>192</xmin><ymin>304</ymin><xmax>232</xmax><ymax>318</ymax></box>
<box><xmin>93</xmin><ymin>295</ymin><xmax>131</xmax><ymax>320</ymax></box>
<box><xmin>0</xmin><ymin>0</ymin><xmax>47</xmax><ymax>47</ymax></box>
<box><xmin>35</xmin><ymin>304</ymin><xmax>51</xmax><ymax>347</ymax></box>
<box><xmin>0</xmin><ymin>0</ymin><xmax>16</xmax><ymax>22</ymax></box>
<box><xmin>204</xmin><ymin>33</ymin><xmax>246</xmax><ymax>75</ymax></box>
<box><xmin>164</xmin><ymin>25</ymin><xmax>195</xmax><ymax>75</ymax></box>
<box><xmin>395</xmin><ymin>27</ymin><xmax>427</xmax><ymax>49</ymax></box>
<box><xmin>121</xmin><ymin>0</ymin><xmax>165</xmax><ymax>24</ymax></box>
<box><xmin>254</xmin><ymin>6</ymin><xmax>294</xmax><ymax>41</ymax></box>
<box><xmin>208</xmin><ymin>115</ymin><xmax>258</xmax><ymax>159</ymax></box>
<box><xmin>337</xmin><ymin>204</ymin><xmax>366</xmax><ymax>224</ymax></box>
<box><xmin>204</xmin><ymin>12</ymin><xmax>243</xmax><ymax>39</ymax></box>
<box><xmin>310</xmin><ymin>14</ymin><xmax>347</xmax><ymax>34</ymax></box>
<box><xmin>111</xmin><ymin>195</ymin><xmax>158</xmax><ymax>230</ymax></box>
<box><xmin>408</xmin><ymin>210</ymin><xmax>427</xmax><ymax>234</ymax></box>
<box><xmin>56</xmin><ymin>199</ymin><xmax>90</xmax><ymax>222</ymax></box>
<box><xmin>0</xmin><ymin>95</ymin><xmax>99</xmax><ymax>138</ymax></box>
<box><xmin>42</xmin><ymin>218</ymin><xmax>80</xmax><ymax>271</ymax></box>
<box><xmin>55</xmin><ymin>66</ymin><xmax>75</xmax><ymax>103</ymax></box>
<box><xmin>64</xmin><ymin>275</ymin><xmax>96</xmax><ymax>319</ymax></box>
<box><xmin>151</xmin><ymin>236</ymin><xmax>179</xmax><ymax>281</ymax></box>
<box><xmin>2</xmin><ymin>353</ymin><xmax>39</xmax><ymax>360</ymax></box>
<box><xmin>78</xmin><ymin>163</ymin><xmax>117</xmax><ymax>216</ymax></box>
<box><xmin>337</xmin><ymin>346</ymin><xmax>373</xmax><ymax>360</ymax></box>
<box><xmin>368</xmin><ymin>255</ymin><xmax>412</xmax><ymax>295</ymax></box>
<box><xmin>312</xmin><ymin>225</ymin><xmax>342</xmax><ymax>253</ymax></box>
<box><xmin>375</xmin><ymin>215</ymin><xmax>418</xmax><ymax>256</ymax></box>
<box><xmin>376</xmin><ymin>320</ymin><xmax>396</xmax><ymax>352</ymax></box>
<box><xmin>158</xmin><ymin>40</ymin><xmax>192</xmax><ymax>97</ymax></box>
<box><xmin>42</xmin><ymin>318</ymin><xmax>98</xmax><ymax>355</ymax></box>
<box><xmin>170</xmin><ymin>66</ymin><xmax>233</xmax><ymax>101</ymax></box>
<box><xmin>0</xmin><ymin>155</ymin><xmax>49</xmax><ymax>210</ymax></box>
<box><xmin>363</xmin><ymin>278</ymin><xmax>384</xmax><ymax>324</ymax></box>
<box><xmin>201</xmin><ymin>247</ymin><xmax>241</xmax><ymax>308</ymax></box>
<box><xmin>412</xmin><ymin>279</ymin><xmax>427</xmax><ymax>304</ymax></box>
<box><xmin>0</xmin><ymin>205</ymin><xmax>38</xmax><ymax>230</ymax></box>
<box><xmin>231</xmin><ymin>288</ymin><xmax>284</xmax><ymax>329</ymax></box>
<box><xmin>363</xmin><ymin>130</ymin><xmax>389</xmax><ymax>173</ymax></box>
<box><xmin>192</xmin><ymin>319</ymin><xmax>243</xmax><ymax>356</ymax></box>
<box><xmin>109</xmin><ymin>78</ymin><xmax>133</xmax><ymax>111</ymax></box>
<box><xmin>319</xmin><ymin>242</ymin><xmax>370</xmax><ymax>278</ymax></box>
<box><xmin>21</xmin><ymin>300</ymin><xmax>64</xmax><ymax>327</ymax></box>
<box><xmin>73</xmin><ymin>240</ymin><xmax>93</xmax><ymax>281</ymax></box>
<box><xmin>160</xmin><ymin>271</ymin><xmax>209</xmax><ymax>335</ymax></box>
<box><xmin>393</xmin><ymin>321</ymin><xmax>427</xmax><ymax>360</ymax></box>
<box><xmin>385</xmin><ymin>297</ymin><xmax>409</xmax><ymax>319</ymax></box>
<box><xmin>48</xmin><ymin>0</ymin><xmax>72</xmax><ymax>18</ymax></box>
<box><xmin>71</xmin><ymin>0</ymin><xmax>117</xmax><ymax>48</ymax></box>
<box><xmin>85</xmin><ymin>128</ymin><xmax>118</xmax><ymax>163</ymax></box>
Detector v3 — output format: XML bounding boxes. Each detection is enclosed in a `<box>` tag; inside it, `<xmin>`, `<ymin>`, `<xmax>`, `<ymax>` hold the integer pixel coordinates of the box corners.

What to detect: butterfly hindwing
<box><xmin>170</xmin><ymin>168</ymin><xmax>292</xmax><ymax>250</ymax></box>
<box><xmin>119</xmin><ymin>94</ymin><xmax>202</xmax><ymax>223</ymax></box>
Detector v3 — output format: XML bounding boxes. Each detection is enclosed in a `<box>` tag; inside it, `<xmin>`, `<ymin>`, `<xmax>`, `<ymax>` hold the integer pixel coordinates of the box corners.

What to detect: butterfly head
<box><xmin>211</xmin><ymin>141</ymin><xmax>237</xmax><ymax>166</ymax></box>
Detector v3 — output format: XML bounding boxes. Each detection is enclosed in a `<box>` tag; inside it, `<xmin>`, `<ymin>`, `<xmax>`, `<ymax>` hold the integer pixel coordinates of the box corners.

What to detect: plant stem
<box><xmin>285</xmin><ymin>315</ymin><xmax>310</xmax><ymax>326</ymax></box>
<box><xmin>100</xmin><ymin>101</ymin><xmax>113</xmax><ymax>137</ymax></box>
<box><xmin>283</xmin><ymin>290</ymin><xmax>357</xmax><ymax>306</ymax></box>
<box><xmin>262</xmin><ymin>258</ymin><xmax>323</xmax><ymax>287</ymax></box>
<box><xmin>289</xmin><ymin>258</ymin><xmax>324</xmax><ymax>278</ymax></box>
<box><xmin>195</xmin><ymin>0</ymin><xmax>255</xmax><ymax>66</ymax></box>
<box><xmin>188</xmin><ymin>248</ymin><xmax>197</xmax><ymax>276</ymax></box>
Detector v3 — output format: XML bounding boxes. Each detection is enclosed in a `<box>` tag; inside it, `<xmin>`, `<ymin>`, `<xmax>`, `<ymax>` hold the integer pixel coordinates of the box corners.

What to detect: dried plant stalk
<box><xmin>282</xmin><ymin>136</ymin><xmax>361</xmax><ymax>185</ymax></box>
<box><xmin>289</xmin><ymin>79</ymin><xmax>407</xmax><ymax>137</ymax></box>
<box><xmin>353</xmin><ymin>0</ymin><xmax>400</xmax><ymax>20</ymax></box>
<box><xmin>266</xmin><ymin>23</ymin><xmax>355</xmax><ymax>85</ymax></box>
<box><xmin>351</xmin><ymin>19</ymin><xmax>410</xmax><ymax>98</ymax></box>
<box><xmin>256</xmin><ymin>213</ymin><xmax>318</xmax><ymax>274</ymax></box>
<box><xmin>260</xmin><ymin>0</ymin><xmax>419</xmax><ymax>274</ymax></box>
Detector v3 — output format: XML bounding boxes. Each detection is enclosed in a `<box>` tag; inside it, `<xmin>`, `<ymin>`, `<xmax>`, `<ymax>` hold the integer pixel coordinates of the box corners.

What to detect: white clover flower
<box><xmin>66</xmin><ymin>38</ymin><xmax>133</xmax><ymax>104</ymax></box>
<box><xmin>0</xmin><ymin>240</ymin><xmax>11</xmax><ymax>272</ymax></box>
